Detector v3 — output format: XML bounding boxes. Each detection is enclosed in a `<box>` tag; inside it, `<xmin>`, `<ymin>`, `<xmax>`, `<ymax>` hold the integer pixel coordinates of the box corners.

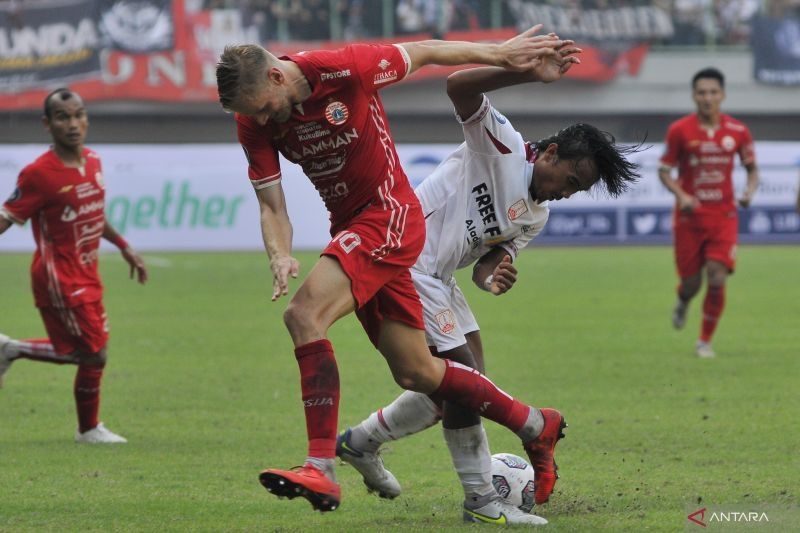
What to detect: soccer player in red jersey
<box><xmin>0</xmin><ymin>88</ymin><xmax>148</xmax><ymax>443</ymax></box>
<box><xmin>659</xmin><ymin>68</ymin><xmax>760</xmax><ymax>358</ymax></box>
<box><xmin>216</xmin><ymin>26</ymin><xmax>569</xmax><ymax>512</ymax></box>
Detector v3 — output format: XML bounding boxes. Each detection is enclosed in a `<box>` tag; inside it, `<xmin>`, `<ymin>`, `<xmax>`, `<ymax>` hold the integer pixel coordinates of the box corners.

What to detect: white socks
<box><xmin>349</xmin><ymin>390</ymin><xmax>441</xmax><ymax>453</ymax></box>
<box><xmin>444</xmin><ymin>423</ymin><xmax>494</xmax><ymax>505</ymax></box>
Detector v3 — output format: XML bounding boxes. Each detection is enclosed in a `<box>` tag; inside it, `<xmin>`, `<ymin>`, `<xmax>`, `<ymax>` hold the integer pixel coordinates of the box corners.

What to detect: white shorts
<box><xmin>411</xmin><ymin>270</ymin><xmax>479</xmax><ymax>352</ymax></box>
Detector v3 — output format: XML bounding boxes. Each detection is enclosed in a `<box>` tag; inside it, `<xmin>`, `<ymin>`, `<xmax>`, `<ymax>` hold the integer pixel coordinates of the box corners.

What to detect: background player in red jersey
<box><xmin>0</xmin><ymin>88</ymin><xmax>148</xmax><ymax>443</ymax></box>
<box><xmin>216</xmin><ymin>26</ymin><xmax>570</xmax><ymax>514</ymax></box>
<box><xmin>658</xmin><ymin>68</ymin><xmax>760</xmax><ymax>358</ymax></box>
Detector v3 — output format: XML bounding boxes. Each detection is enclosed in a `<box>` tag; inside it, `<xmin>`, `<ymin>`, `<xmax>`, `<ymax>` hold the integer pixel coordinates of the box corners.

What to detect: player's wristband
<box><xmin>109</xmin><ymin>234</ymin><xmax>129</xmax><ymax>250</ymax></box>
<box><xmin>483</xmin><ymin>275</ymin><xmax>494</xmax><ymax>292</ymax></box>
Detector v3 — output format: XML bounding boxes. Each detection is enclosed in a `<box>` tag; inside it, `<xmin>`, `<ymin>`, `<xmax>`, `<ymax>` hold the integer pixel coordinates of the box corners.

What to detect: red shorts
<box><xmin>323</xmin><ymin>199</ymin><xmax>426</xmax><ymax>347</ymax></box>
<box><xmin>38</xmin><ymin>300</ymin><xmax>109</xmax><ymax>355</ymax></box>
<box><xmin>673</xmin><ymin>212</ymin><xmax>738</xmax><ymax>278</ymax></box>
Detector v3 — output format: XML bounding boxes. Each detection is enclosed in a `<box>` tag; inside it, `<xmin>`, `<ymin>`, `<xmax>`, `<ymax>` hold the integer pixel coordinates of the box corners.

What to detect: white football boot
<box><xmin>464</xmin><ymin>495</ymin><xmax>548</xmax><ymax>525</ymax></box>
<box><xmin>336</xmin><ymin>428</ymin><xmax>401</xmax><ymax>499</ymax></box>
<box><xmin>75</xmin><ymin>422</ymin><xmax>128</xmax><ymax>444</ymax></box>
<box><xmin>0</xmin><ymin>333</ymin><xmax>13</xmax><ymax>388</ymax></box>
<box><xmin>695</xmin><ymin>340</ymin><xmax>716</xmax><ymax>358</ymax></box>
<box><xmin>672</xmin><ymin>299</ymin><xmax>688</xmax><ymax>330</ymax></box>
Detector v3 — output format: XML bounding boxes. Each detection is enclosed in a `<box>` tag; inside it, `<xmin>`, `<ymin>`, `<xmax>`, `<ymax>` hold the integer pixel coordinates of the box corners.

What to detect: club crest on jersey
<box><xmin>721</xmin><ymin>135</ymin><xmax>736</xmax><ymax>151</ymax></box>
<box><xmin>508</xmin><ymin>199</ymin><xmax>528</xmax><ymax>221</ymax></box>
<box><xmin>435</xmin><ymin>310</ymin><xmax>456</xmax><ymax>334</ymax></box>
<box><xmin>95</xmin><ymin>171</ymin><xmax>105</xmax><ymax>188</ymax></box>
<box><xmin>325</xmin><ymin>101</ymin><xmax>349</xmax><ymax>125</ymax></box>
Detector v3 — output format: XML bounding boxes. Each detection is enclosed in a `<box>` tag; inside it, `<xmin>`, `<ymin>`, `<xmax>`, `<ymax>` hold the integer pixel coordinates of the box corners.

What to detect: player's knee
<box><xmin>283</xmin><ymin>301</ymin><xmax>318</xmax><ymax>340</ymax></box>
<box><xmin>80</xmin><ymin>348</ymin><xmax>107</xmax><ymax>367</ymax></box>
<box><xmin>391</xmin><ymin>365</ymin><xmax>437</xmax><ymax>393</ymax></box>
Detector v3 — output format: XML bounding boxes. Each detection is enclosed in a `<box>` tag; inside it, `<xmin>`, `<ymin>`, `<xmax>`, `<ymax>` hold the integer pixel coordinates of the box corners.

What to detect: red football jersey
<box><xmin>1</xmin><ymin>149</ymin><xmax>106</xmax><ymax>308</ymax></box>
<box><xmin>237</xmin><ymin>43</ymin><xmax>416</xmax><ymax>230</ymax></box>
<box><xmin>660</xmin><ymin>113</ymin><xmax>755</xmax><ymax>215</ymax></box>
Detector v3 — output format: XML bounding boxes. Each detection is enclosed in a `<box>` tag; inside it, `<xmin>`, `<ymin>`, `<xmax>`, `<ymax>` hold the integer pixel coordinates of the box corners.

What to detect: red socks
<box><xmin>432</xmin><ymin>359</ymin><xmax>530</xmax><ymax>432</ymax></box>
<box><xmin>700</xmin><ymin>285</ymin><xmax>726</xmax><ymax>343</ymax></box>
<box><xmin>295</xmin><ymin>340</ymin><xmax>340</xmax><ymax>459</ymax></box>
<box><xmin>75</xmin><ymin>365</ymin><xmax>104</xmax><ymax>433</ymax></box>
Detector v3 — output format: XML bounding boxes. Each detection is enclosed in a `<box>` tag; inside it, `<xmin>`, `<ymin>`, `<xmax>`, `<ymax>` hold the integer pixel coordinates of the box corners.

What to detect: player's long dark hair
<box><xmin>535</xmin><ymin>123</ymin><xmax>643</xmax><ymax>197</ymax></box>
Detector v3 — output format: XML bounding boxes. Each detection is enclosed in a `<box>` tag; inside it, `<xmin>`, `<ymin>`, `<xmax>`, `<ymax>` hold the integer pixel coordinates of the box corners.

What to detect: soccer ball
<box><xmin>491</xmin><ymin>452</ymin><xmax>536</xmax><ymax>513</ymax></box>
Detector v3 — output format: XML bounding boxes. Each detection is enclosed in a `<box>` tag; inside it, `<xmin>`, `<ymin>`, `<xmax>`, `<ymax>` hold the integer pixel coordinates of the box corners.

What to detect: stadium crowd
<box><xmin>194</xmin><ymin>0</ymin><xmax>797</xmax><ymax>46</ymax></box>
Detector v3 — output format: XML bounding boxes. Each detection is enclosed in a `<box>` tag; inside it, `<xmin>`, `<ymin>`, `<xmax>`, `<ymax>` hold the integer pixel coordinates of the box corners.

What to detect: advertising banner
<box><xmin>1</xmin><ymin>142</ymin><xmax>798</xmax><ymax>253</ymax></box>
<box><xmin>752</xmin><ymin>16</ymin><xmax>800</xmax><ymax>85</ymax></box>
<box><xmin>0</xmin><ymin>0</ymin><xmax>102</xmax><ymax>92</ymax></box>
<box><xmin>0</xmin><ymin>0</ymin><xmax>660</xmax><ymax>110</ymax></box>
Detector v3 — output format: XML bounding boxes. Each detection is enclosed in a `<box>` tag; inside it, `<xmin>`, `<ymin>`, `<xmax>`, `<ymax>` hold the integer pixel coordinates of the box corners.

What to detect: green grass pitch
<box><xmin>1</xmin><ymin>246</ymin><xmax>798</xmax><ymax>532</ymax></box>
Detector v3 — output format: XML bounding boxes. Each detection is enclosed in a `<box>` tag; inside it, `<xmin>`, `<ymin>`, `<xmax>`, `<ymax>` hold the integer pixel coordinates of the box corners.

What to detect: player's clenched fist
<box><xmin>490</xmin><ymin>255</ymin><xmax>518</xmax><ymax>295</ymax></box>
<box><xmin>270</xmin><ymin>256</ymin><xmax>300</xmax><ymax>301</ymax></box>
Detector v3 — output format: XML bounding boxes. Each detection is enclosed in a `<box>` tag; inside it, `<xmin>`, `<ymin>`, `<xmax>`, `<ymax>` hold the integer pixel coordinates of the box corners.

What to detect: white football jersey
<box><xmin>414</xmin><ymin>95</ymin><xmax>549</xmax><ymax>281</ymax></box>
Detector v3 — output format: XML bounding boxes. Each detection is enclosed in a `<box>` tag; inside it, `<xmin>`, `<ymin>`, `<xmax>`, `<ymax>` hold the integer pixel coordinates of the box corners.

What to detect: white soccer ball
<box><xmin>490</xmin><ymin>452</ymin><xmax>536</xmax><ymax>513</ymax></box>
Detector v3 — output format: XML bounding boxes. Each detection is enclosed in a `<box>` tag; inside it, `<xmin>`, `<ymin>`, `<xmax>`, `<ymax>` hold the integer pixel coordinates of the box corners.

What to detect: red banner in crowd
<box><xmin>1</xmin><ymin>3</ymin><xmax>650</xmax><ymax>111</ymax></box>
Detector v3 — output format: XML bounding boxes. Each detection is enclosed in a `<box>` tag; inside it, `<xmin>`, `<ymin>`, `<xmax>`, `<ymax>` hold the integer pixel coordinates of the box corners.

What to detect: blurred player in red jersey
<box><xmin>216</xmin><ymin>26</ymin><xmax>570</xmax><ymax>513</ymax></box>
<box><xmin>659</xmin><ymin>68</ymin><xmax>760</xmax><ymax>358</ymax></box>
<box><xmin>0</xmin><ymin>89</ymin><xmax>148</xmax><ymax>443</ymax></box>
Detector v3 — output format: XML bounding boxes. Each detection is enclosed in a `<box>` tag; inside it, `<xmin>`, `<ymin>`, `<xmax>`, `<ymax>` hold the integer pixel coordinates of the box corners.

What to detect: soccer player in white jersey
<box><xmin>337</xmin><ymin>53</ymin><xmax>641</xmax><ymax>524</ymax></box>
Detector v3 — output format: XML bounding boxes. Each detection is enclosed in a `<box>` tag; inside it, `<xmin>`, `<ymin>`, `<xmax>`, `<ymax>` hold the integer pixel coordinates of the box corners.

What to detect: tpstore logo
<box><xmin>687</xmin><ymin>507</ymin><xmax>770</xmax><ymax>528</ymax></box>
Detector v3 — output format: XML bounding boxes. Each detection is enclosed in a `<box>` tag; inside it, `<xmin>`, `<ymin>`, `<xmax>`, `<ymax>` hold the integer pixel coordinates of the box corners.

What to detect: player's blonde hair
<box><xmin>216</xmin><ymin>44</ymin><xmax>272</xmax><ymax>111</ymax></box>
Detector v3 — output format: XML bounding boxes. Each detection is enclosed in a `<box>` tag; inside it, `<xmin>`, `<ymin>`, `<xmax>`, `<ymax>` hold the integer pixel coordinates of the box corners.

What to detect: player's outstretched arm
<box><xmin>446</xmin><ymin>40</ymin><xmax>581</xmax><ymax>120</ymax></box>
<box><xmin>473</xmin><ymin>248</ymin><xmax>518</xmax><ymax>296</ymax></box>
<box><xmin>103</xmin><ymin>222</ymin><xmax>148</xmax><ymax>284</ymax></box>
<box><xmin>255</xmin><ymin>185</ymin><xmax>299</xmax><ymax>301</ymax></box>
<box><xmin>399</xmin><ymin>24</ymin><xmax>560</xmax><ymax>76</ymax></box>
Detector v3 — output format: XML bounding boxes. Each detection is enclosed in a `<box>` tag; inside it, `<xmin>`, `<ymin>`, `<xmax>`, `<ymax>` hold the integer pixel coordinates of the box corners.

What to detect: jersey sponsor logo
<box><xmin>318</xmin><ymin>180</ymin><xmax>349</xmax><ymax>202</ymax></box>
<box><xmin>79</xmin><ymin>249</ymin><xmax>99</xmax><ymax>266</ymax></box>
<box><xmin>335</xmin><ymin>231</ymin><xmax>361</xmax><ymax>254</ymax></box>
<box><xmin>507</xmin><ymin>199</ymin><xmax>528</xmax><ymax>221</ymax></box>
<box><xmin>62</xmin><ymin>200</ymin><xmax>105</xmax><ymax>222</ymax></box>
<box><xmin>435</xmin><ymin>309</ymin><xmax>456</xmax><ymax>334</ymax></box>
<box><xmin>61</xmin><ymin>205</ymin><xmax>78</xmax><ymax>222</ymax></box>
<box><xmin>695</xmin><ymin>188</ymin><xmax>723</xmax><ymax>201</ymax></box>
<box><xmin>374</xmin><ymin>70</ymin><xmax>398</xmax><ymax>85</ymax></box>
<box><xmin>74</xmin><ymin>215</ymin><xmax>105</xmax><ymax>248</ymax></box>
<box><xmin>301</xmin><ymin>128</ymin><xmax>358</xmax><ymax>156</ymax></box>
<box><xmin>320</xmin><ymin>69</ymin><xmax>351</xmax><ymax>81</ymax></box>
<box><xmin>324</xmin><ymin>101</ymin><xmax>349</xmax><ymax>125</ymax></box>
<box><xmin>76</xmin><ymin>182</ymin><xmax>102</xmax><ymax>199</ymax></box>
<box><xmin>721</xmin><ymin>135</ymin><xmax>736</xmax><ymax>151</ymax></box>
<box><xmin>304</xmin><ymin>153</ymin><xmax>346</xmax><ymax>178</ymax></box>
<box><xmin>298</xmin><ymin>128</ymin><xmax>331</xmax><ymax>141</ymax></box>
<box><xmin>471</xmin><ymin>183</ymin><xmax>501</xmax><ymax>236</ymax></box>
<box><xmin>6</xmin><ymin>187</ymin><xmax>21</xmax><ymax>203</ymax></box>
<box><xmin>378</xmin><ymin>59</ymin><xmax>390</xmax><ymax>70</ymax></box>
<box><xmin>492</xmin><ymin>110</ymin><xmax>508</xmax><ymax>124</ymax></box>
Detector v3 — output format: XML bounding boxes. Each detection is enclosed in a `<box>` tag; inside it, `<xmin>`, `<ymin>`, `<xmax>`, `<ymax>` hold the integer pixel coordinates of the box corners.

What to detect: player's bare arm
<box><xmin>738</xmin><ymin>163</ymin><xmax>760</xmax><ymax>208</ymax></box>
<box><xmin>0</xmin><ymin>213</ymin><xmax>11</xmax><ymax>235</ymax></box>
<box><xmin>446</xmin><ymin>41</ymin><xmax>581</xmax><ymax>120</ymax></box>
<box><xmin>255</xmin><ymin>184</ymin><xmax>299</xmax><ymax>301</ymax></box>
<box><xmin>473</xmin><ymin>248</ymin><xmax>518</xmax><ymax>295</ymax></box>
<box><xmin>658</xmin><ymin>165</ymin><xmax>699</xmax><ymax>212</ymax></box>
<box><xmin>399</xmin><ymin>24</ymin><xmax>560</xmax><ymax>77</ymax></box>
<box><xmin>102</xmin><ymin>222</ymin><xmax>148</xmax><ymax>284</ymax></box>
